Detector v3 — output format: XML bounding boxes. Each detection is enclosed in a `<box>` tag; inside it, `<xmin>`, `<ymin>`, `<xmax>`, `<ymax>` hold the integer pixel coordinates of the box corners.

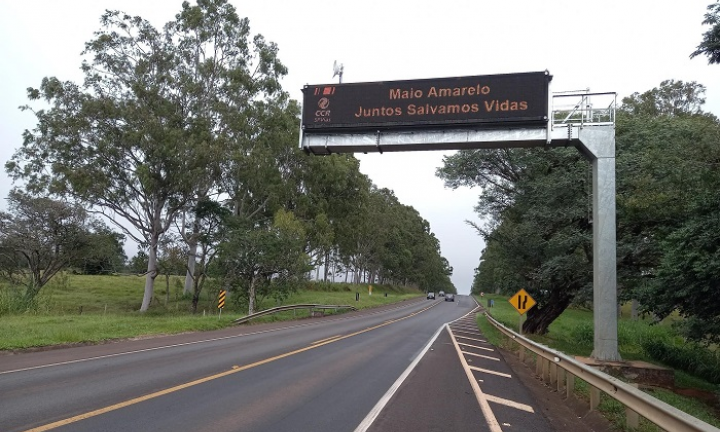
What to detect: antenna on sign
<box><xmin>332</xmin><ymin>60</ymin><xmax>344</xmax><ymax>84</ymax></box>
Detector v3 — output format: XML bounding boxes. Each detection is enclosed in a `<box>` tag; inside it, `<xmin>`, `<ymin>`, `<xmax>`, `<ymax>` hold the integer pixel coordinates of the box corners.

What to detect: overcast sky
<box><xmin>1</xmin><ymin>1</ymin><xmax>718</xmax><ymax>294</ymax></box>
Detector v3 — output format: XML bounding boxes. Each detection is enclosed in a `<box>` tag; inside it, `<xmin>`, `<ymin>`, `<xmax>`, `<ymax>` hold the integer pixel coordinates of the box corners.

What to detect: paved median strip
<box><xmin>447</xmin><ymin>313</ymin><xmax>542</xmax><ymax>432</ymax></box>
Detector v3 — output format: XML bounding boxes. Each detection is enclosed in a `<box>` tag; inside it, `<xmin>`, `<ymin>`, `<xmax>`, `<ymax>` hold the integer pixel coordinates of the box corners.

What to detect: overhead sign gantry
<box><xmin>299</xmin><ymin>71</ymin><xmax>620</xmax><ymax>362</ymax></box>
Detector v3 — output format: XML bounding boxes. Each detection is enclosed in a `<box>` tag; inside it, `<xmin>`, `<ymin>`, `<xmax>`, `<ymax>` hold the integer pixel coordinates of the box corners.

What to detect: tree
<box><xmin>690</xmin><ymin>1</ymin><xmax>720</xmax><ymax>64</ymax></box>
<box><xmin>182</xmin><ymin>199</ymin><xmax>229</xmax><ymax>313</ymax></box>
<box><xmin>128</xmin><ymin>250</ymin><xmax>150</xmax><ymax>275</ymax></box>
<box><xmin>0</xmin><ymin>190</ymin><xmax>94</xmax><ymax>300</ymax></box>
<box><xmin>621</xmin><ymin>80</ymin><xmax>706</xmax><ymax>117</ymax></box>
<box><xmin>172</xmin><ymin>0</ymin><xmax>288</xmax><ymax>296</ymax></box>
<box><xmin>217</xmin><ymin>209</ymin><xmax>310</xmax><ymax>315</ymax></box>
<box><xmin>621</xmin><ymin>109</ymin><xmax>720</xmax><ymax>342</ymax></box>
<box><xmin>70</xmin><ymin>222</ymin><xmax>126</xmax><ymax>275</ymax></box>
<box><xmin>7</xmin><ymin>0</ymin><xmax>288</xmax><ymax>311</ymax></box>
<box><xmin>440</xmin><ymin>145</ymin><xmax>593</xmax><ymax>334</ymax></box>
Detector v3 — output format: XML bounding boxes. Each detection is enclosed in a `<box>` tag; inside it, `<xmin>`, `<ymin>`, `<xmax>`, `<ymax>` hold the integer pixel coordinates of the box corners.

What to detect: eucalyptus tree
<box><xmin>287</xmin><ymin>154</ymin><xmax>369</xmax><ymax>281</ymax></box>
<box><xmin>172</xmin><ymin>0</ymin><xmax>288</xmax><ymax>296</ymax></box>
<box><xmin>7</xmin><ymin>0</ymin><xmax>288</xmax><ymax>311</ymax></box>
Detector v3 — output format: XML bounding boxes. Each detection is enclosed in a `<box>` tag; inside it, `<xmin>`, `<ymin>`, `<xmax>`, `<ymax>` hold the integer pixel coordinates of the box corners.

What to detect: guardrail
<box><xmin>484</xmin><ymin>313</ymin><xmax>720</xmax><ymax>432</ymax></box>
<box><xmin>233</xmin><ymin>304</ymin><xmax>358</xmax><ymax>325</ymax></box>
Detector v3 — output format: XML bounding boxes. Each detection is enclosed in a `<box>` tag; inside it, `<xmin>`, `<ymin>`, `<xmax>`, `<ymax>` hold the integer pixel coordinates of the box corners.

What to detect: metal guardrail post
<box><xmin>566</xmin><ymin>372</ymin><xmax>575</xmax><ymax>399</ymax></box>
<box><xmin>590</xmin><ymin>386</ymin><xmax>601</xmax><ymax>411</ymax></box>
<box><xmin>556</xmin><ymin>367</ymin><xmax>565</xmax><ymax>392</ymax></box>
<box><xmin>627</xmin><ymin>383</ymin><xmax>640</xmax><ymax>429</ymax></box>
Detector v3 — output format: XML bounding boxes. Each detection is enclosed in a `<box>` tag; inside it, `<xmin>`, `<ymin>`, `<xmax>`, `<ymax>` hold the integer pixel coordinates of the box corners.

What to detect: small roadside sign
<box><xmin>218</xmin><ymin>290</ymin><xmax>226</xmax><ymax>309</ymax></box>
<box><xmin>508</xmin><ymin>289</ymin><xmax>536</xmax><ymax>315</ymax></box>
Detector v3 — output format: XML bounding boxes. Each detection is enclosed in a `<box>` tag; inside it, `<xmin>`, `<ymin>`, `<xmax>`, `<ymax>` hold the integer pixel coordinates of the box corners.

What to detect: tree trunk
<box><xmin>183</xmin><ymin>234</ymin><xmax>198</xmax><ymax>295</ymax></box>
<box><xmin>523</xmin><ymin>293</ymin><xmax>573</xmax><ymax>335</ymax></box>
<box><xmin>631</xmin><ymin>299</ymin><xmax>638</xmax><ymax>320</ymax></box>
<box><xmin>323</xmin><ymin>251</ymin><xmax>330</xmax><ymax>282</ymax></box>
<box><xmin>140</xmin><ymin>233</ymin><xmax>159</xmax><ymax>312</ymax></box>
<box><xmin>248</xmin><ymin>274</ymin><xmax>258</xmax><ymax>315</ymax></box>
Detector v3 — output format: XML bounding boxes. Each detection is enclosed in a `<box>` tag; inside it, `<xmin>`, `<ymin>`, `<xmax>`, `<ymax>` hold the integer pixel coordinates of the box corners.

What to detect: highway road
<box><xmin>0</xmin><ymin>295</ymin><xmax>559</xmax><ymax>432</ymax></box>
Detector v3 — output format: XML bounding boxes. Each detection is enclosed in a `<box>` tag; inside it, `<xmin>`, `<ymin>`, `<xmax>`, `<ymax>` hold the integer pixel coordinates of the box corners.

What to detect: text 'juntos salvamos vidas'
<box><xmin>353</xmin><ymin>84</ymin><xmax>529</xmax><ymax>118</ymax></box>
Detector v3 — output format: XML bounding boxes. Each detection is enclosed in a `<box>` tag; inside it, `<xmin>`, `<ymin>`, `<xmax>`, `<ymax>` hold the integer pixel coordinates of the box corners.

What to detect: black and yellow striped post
<box><xmin>218</xmin><ymin>290</ymin><xmax>226</xmax><ymax>317</ymax></box>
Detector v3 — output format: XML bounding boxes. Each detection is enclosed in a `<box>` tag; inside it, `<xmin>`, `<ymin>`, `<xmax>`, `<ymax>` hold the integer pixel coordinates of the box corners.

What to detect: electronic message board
<box><xmin>301</xmin><ymin>71</ymin><xmax>551</xmax><ymax>133</ymax></box>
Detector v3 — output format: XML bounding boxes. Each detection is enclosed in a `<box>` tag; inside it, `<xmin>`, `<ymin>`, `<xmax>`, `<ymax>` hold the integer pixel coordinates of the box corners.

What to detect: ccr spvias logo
<box><xmin>313</xmin><ymin>86</ymin><xmax>335</xmax><ymax>123</ymax></box>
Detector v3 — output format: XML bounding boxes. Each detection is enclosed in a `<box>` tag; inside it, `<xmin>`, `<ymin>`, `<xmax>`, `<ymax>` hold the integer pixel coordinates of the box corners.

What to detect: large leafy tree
<box><xmin>621</xmin><ymin>107</ymin><xmax>720</xmax><ymax>342</ymax></box>
<box><xmin>7</xmin><ymin>0</ymin><xmax>288</xmax><ymax>311</ymax></box>
<box><xmin>455</xmin><ymin>79</ymin><xmax>719</xmax><ymax>338</ymax></box>
<box><xmin>173</xmin><ymin>0</ymin><xmax>287</xmax><ymax>296</ymax></box>
<box><xmin>690</xmin><ymin>1</ymin><xmax>720</xmax><ymax>64</ymax></box>
<box><xmin>440</xmin><ymin>146</ymin><xmax>592</xmax><ymax>334</ymax></box>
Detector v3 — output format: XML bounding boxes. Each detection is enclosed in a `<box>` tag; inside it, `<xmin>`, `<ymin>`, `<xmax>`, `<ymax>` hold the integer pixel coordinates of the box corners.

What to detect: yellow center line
<box><xmin>23</xmin><ymin>302</ymin><xmax>440</xmax><ymax>432</ymax></box>
<box><xmin>311</xmin><ymin>335</ymin><xmax>341</xmax><ymax>345</ymax></box>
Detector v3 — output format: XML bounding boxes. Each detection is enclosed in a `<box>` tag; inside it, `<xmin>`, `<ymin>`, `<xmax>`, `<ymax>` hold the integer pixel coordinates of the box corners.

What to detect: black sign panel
<box><xmin>302</xmin><ymin>71</ymin><xmax>551</xmax><ymax>133</ymax></box>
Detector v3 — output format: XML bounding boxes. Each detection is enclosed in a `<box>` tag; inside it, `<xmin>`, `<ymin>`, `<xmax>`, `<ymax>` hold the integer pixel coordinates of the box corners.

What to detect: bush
<box><xmin>569</xmin><ymin>321</ymin><xmax>594</xmax><ymax>346</ymax></box>
<box><xmin>0</xmin><ymin>287</ymin><xmax>46</xmax><ymax>315</ymax></box>
<box><xmin>641</xmin><ymin>336</ymin><xmax>720</xmax><ymax>384</ymax></box>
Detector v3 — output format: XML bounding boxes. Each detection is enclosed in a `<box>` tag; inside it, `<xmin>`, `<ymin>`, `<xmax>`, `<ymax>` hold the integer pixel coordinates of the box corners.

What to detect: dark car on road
<box><xmin>444</xmin><ymin>293</ymin><xmax>455</xmax><ymax>302</ymax></box>
<box><xmin>427</xmin><ymin>292</ymin><xmax>435</xmax><ymax>300</ymax></box>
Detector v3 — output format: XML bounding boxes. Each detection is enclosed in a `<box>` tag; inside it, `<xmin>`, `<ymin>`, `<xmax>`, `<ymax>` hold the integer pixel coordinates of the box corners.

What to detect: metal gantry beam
<box><xmin>301</xmin><ymin>125</ymin><xmax>620</xmax><ymax>361</ymax></box>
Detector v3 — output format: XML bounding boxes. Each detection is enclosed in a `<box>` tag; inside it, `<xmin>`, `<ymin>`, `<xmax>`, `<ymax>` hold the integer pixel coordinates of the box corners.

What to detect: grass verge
<box><xmin>0</xmin><ymin>275</ymin><xmax>422</xmax><ymax>350</ymax></box>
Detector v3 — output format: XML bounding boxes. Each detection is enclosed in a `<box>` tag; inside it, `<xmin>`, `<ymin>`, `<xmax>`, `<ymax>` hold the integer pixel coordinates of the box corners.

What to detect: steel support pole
<box><xmin>576</xmin><ymin>127</ymin><xmax>620</xmax><ymax>361</ymax></box>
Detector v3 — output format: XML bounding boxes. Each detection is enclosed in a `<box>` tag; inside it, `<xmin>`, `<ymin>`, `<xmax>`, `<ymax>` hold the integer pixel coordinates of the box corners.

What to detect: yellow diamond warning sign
<box><xmin>508</xmin><ymin>289</ymin><xmax>536</xmax><ymax>315</ymax></box>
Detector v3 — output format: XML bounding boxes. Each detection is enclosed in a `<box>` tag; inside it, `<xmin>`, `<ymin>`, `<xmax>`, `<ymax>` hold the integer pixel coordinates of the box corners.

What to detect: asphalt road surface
<box><xmin>0</xmin><ymin>295</ymin><xmax>560</xmax><ymax>432</ymax></box>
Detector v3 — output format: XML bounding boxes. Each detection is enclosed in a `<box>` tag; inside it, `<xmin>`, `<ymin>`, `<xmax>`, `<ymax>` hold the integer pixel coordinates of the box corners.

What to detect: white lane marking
<box><xmin>485</xmin><ymin>394</ymin><xmax>535</xmax><ymax>413</ymax></box>
<box><xmin>464</xmin><ymin>351</ymin><xmax>500</xmax><ymax>362</ymax></box>
<box><xmin>468</xmin><ymin>365</ymin><xmax>512</xmax><ymax>378</ymax></box>
<box><xmin>455</xmin><ymin>335</ymin><xmax>487</xmax><ymax>343</ymax></box>
<box><xmin>458</xmin><ymin>342</ymin><xmax>494</xmax><ymax>352</ymax></box>
<box><xmin>0</xmin><ymin>300</ymin><xmax>432</xmax><ymax>376</ymax></box>
<box><xmin>447</xmin><ymin>325</ymin><xmax>503</xmax><ymax>432</ymax></box>
<box><xmin>452</xmin><ymin>330</ymin><xmax>483</xmax><ymax>338</ymax></box>
<box><xmin>451</xmin><ymin>327</ymin><xmax>481</xmax><ymax>333</ymax></box>
<box><xmin>354</xmin><ymin>324</ymin><xmax>447</xmax><ymax>432</ymax></box>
